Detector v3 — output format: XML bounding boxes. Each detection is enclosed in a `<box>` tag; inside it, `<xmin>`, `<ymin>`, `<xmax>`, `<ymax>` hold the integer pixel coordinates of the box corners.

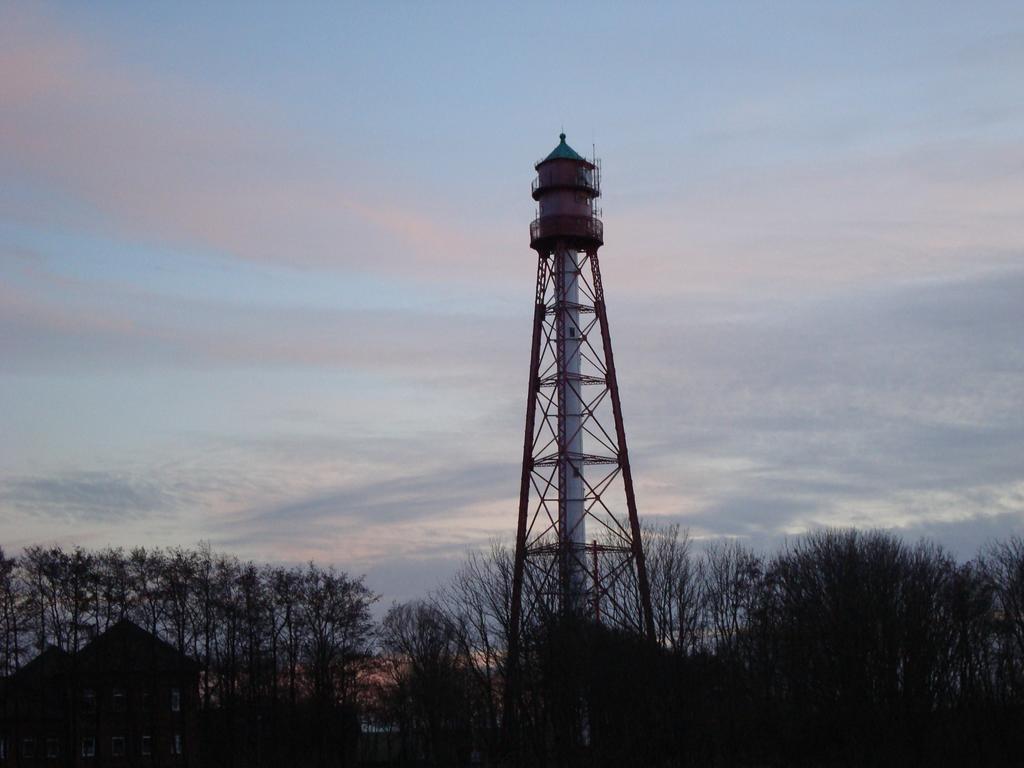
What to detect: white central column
<box><xmin>560</xmin><ymin>247</ymin><xmax>586</xmax><ymax>602</ymax></box>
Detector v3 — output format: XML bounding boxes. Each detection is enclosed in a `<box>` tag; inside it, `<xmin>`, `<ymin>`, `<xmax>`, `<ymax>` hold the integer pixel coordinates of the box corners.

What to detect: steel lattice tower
<box><xmin>506</xmin><ymin>135</ymin><xmax>655</xmax><ymax>691</ymax></box>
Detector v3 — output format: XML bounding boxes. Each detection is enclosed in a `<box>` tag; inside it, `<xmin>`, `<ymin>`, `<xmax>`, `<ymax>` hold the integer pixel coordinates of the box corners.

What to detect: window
<box><xmin>22</xmin><ymin>740</ymin><xmax>34</xmax><ymax>759</ymax></box>
<box><xmin>46</xmin><ymin>738</ymin><xmax>59</xmax><ymax>758</ymax></box>
<box><xmin>172</xmin><ymin>734</ymin><xmax>182</xmax><ymax>755</ymax></box>
<box><xmin>111</xmin><ymin>737</ymin><xmax>125</xmax><ymax>757</ymax></box>
<box><xmin>112</xmin><ymin>688</ymin><xmax>126</xmax><ymax>712</ymax></box>
<box><xmin>141</xmin><ymin>691</ymin><xmax>153</xmax><ymax>710</ymax></box>
<box><xmin>83</xmin><ymin>688</ymin><xmax>97</xmax><ymax>713</ymax></box>
<box><xmin>81</xmin><ymin>737</ymin><xmax>96</xmax><ymax>758</ymax></box>
<box><xmin>0</xmin><ymin>737</ymin><xmax>6</xmax><ymax>760</ymax></box>
<box><xmin>170</xmin><ymin>688</ymin><xmax>181</xmax><ymax>712</ymax></box>
<box><xmin>140</xmin><ymin>736</ymin><xmax>152</xmax><ymax>756</ymax></box>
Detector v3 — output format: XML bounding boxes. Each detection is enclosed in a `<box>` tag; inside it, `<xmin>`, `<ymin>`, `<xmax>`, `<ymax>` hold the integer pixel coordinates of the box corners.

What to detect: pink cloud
<box><xmin>0</xmin><ymin>262</ymin><xmax>520</xmax><ymax>382</ymax></box>
<box><xmin>0</xmin><ymin>5</ymin><xmax>505</xmax><ymax>280</ymax></box>
<box><xmin>605</xmin><ymin>140</ymin><xmax>1024</xmax><ymax>299</ymax></box>
<box><xmin>0</xmin><ymin>281</ymin><xmax>140</xmax><ymax>337</ymax></box>
<box><xmin>4</xmin><ymin>8</ymin><xmax>1021</xmax><ymax>308</ymax></box>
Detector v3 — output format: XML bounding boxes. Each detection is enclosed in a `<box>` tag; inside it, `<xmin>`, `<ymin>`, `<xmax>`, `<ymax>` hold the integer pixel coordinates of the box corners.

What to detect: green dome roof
<box><xmin>542</xmin><ymin>132</ymin><xmax>585</xmax><ymax>162</ymax></box>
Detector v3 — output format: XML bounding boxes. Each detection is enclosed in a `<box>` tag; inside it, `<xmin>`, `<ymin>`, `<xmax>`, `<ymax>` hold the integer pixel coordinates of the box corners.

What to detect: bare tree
<box><xmin>982</xmin><ymin>536</ymin><xmax>1024</xmax><ymax>701</ymax></box>
<box><xmin>379</xmin><ymin>600</ymin><xmax>473</xmax><ymax>767</ymax></box>
<box><xmin>643</xmin><ymin>523</ymin><xmax>704</xmax><ymax>654</ymax></box>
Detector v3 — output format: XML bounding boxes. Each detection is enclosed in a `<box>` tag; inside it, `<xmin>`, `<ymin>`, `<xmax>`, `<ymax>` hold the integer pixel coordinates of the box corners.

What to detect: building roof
<box><xmin>77</xmin><ymin>619</ymin><xmax>200</xmax><ymax>674</ymax></box>
<box><xmin>542</xmin><ymin>132</ymin><xmax>586</xmax><ymax>163</ymax></box>
<box><xmin>12</xmin><ymin>645</ymin><xmax>71</xmax><ymax>681</ymax></box>
<box><xmin>10</xmin><ymin>620</ymin><xmax>200</xmax><ymax>682</ymax></box>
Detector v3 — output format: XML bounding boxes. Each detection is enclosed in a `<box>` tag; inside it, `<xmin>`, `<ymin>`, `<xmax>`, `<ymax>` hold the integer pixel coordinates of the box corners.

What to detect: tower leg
<box><xmin>505</xmin><ymin>256</ymin><xmax>548</xmax><ymax>741</ymax></box>
<box><xmin>589</xmin><ymin>251</ymin><xmax>657</xmax><ymax>641</ymax></box>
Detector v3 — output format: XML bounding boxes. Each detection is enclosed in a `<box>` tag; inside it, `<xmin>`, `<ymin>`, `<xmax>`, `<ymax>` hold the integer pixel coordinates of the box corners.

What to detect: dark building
<box><xmin>1</xmin><ymin>620</ymin><xmax>200</xmax><ymax>768</ymax></box>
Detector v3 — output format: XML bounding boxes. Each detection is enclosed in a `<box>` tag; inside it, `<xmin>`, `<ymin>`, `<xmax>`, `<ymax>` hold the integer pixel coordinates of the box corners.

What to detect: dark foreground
<box><xmin>3</xmin><ymin>528</ymin><xmax>1024</xmax><ymax>766</ymax></box>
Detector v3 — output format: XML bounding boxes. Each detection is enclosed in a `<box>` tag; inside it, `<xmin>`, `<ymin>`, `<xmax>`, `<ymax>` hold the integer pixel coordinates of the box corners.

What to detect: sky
<box><xmin>2</xmin><ymin>1</ymin><xmax>1023</xmax><ymax>603</ymax></box>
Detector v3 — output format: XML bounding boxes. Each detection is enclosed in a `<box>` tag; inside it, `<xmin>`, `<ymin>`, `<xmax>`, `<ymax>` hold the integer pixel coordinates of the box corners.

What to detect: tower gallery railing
<box><xmin>529</xmin><ymin>215</ymin><xmax>603</xmax><ymax>245</ymax></box>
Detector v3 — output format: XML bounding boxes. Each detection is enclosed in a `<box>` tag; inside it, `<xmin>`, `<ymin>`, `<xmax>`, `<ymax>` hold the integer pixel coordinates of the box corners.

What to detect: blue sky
<box><xmin>2</xmin><ymin>2</ymin><xmax>1023</xmax><ymax>602</ymax></box>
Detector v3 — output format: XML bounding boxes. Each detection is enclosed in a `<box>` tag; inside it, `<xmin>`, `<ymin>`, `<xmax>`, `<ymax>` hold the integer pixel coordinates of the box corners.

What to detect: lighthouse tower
<box><xmin>507</xmin><ymin>134</ymin><xmax>655</xmax><ymax>658</ymax></box>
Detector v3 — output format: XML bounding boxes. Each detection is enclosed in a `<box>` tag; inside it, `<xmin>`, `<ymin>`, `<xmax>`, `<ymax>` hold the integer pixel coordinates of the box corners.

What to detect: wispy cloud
<box><xmin>0</xmin><ymin>5</ymin><xmax>500</xmax><ymax>280</ymax></box>
<box><xmin>5</xmin><ymin>268</ymin><xmax>1020</xmax><ymax>574</ymax></box>
<box><xmin>2</xmin><ymin>3</ymin><xmax>1022</xmax><ymax>606</ymax></box>
<box><xmin>622</xmin><ymin>268</ymin><xmax>1024</xmax><ymax>547</ymax></box>
<box><xmin>608</xmin><ymin>141</ymin><xmax>1024</xmax><ymax>297</ymax></box>
<box><xmin>0</xmin><ymin>259</ymin><xmax>525</xmax><ymax>382</ymax></box>
<box><xmin>2</xmin><ymin>470</ymin><xmax>184</xmax><ymax>521</ymax></box>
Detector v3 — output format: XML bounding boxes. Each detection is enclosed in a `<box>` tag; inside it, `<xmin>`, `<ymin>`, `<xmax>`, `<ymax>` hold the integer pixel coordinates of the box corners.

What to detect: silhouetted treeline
<box><xmin>0</xmin><ymin>543</ymin><xmax>375</xmax><ymax>768</ymax></box>
<box><xmin>377</xmin><ymin>529</ymin><xmax>1024</xmax><ymax>767</ymax></box>
<box><xmin>3</xmin><ymin>530</ymin><xmax>1024</xmax><ymax>767</ymax></box>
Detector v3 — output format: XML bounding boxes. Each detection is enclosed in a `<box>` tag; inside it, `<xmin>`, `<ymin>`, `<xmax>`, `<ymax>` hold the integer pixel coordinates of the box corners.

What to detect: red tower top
<box><xmin>530</xmin><ymin>133</ymin><xmax>603</xmax><ymax>252</ymax></box>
